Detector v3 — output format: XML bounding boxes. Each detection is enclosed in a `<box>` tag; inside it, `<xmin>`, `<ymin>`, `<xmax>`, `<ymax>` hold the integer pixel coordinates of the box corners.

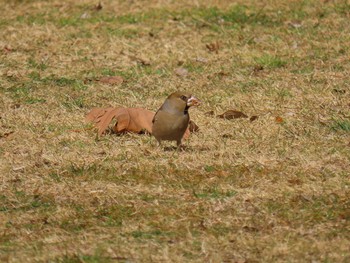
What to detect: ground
<box><xmin>0</xmin><ymin>0</ymin><xmax>349</xmax><ymax>262</ymax></box>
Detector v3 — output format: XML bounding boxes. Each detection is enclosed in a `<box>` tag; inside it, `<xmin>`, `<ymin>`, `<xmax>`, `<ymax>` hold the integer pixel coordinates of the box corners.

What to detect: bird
<box><xmin>152</xmin><ymin>91</ymin><xmax>201</xmax><ymax>148</ymax></box>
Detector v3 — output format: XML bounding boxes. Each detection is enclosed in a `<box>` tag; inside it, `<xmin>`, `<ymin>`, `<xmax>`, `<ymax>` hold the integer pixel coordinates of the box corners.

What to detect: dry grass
<box><xmin>1</xmin><ymin>0</ymin><xmax>349</xmax><ymax>262</ymax></box>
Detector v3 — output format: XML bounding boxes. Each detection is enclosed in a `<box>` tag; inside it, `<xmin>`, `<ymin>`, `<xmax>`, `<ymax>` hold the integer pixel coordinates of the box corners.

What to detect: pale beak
<box><xmin>187</xmin><ymin>95</ymin><xmax>201</xmax><ymax>107</ymax></box>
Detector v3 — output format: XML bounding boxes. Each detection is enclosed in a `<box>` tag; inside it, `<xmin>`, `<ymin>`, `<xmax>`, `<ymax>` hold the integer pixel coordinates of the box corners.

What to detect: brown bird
<box><xmin>152</xmin><ymin>91</ymin><xmax>201</xmax><ymax>147</ymax></box>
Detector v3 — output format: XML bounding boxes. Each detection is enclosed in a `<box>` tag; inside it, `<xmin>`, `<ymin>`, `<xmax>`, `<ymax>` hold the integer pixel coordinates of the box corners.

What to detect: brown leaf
<box><xmin>0</xmin><ymin>131</ymin><xmax>14</xmax><ymax>139</ymax></box>
<box><xmin>126</xmin><ymin>54</ymin><xmax>151</xmax><ymax>66</ymax></box>
<box><xmin>86</xmin><ymin>107</ymin><xmax>155</xmax><ymax>136</ymax></box>
<box><xmin>92</xmin><ymin>2</ymin><xmax>102</xmax><ymax>11</ymax></box>
<box><xmin>222</xmin><ymin>133</ymin><xmax>234</xmax><ymax>138</ymax></box>
<box><xmin>206</xmin><ymin>41</ymin><xmax>220</xmax><ymax>54</ymax></box>
<box><xmin>3</xmin><ymin>46</ymin><xmax>13</xmax><ymax>53</ymax></box>
<box><xmin>216</xmin><ymin>71</ymin><xmax>229</xmax><ymax>78</ymax></box>
<box><xmin>275</xmin><ymin>116</ymin><xmax>284</xmax><ymax>123</ymax></box>
<box><xmin>195</xmin><ymin>57</ymin><xmax>208</xmax><ymax>63</ymax></box>
<box><xmin>175</xmin><ymin>67</ymin><xmax>188</xmax><ymax>77</ymax></box>
<box><xmin>98</xmin><ymin>76</ymin><xmax>124</xmax><ymax>85</ymax></box>
<box><xmin>332</xmin><ymin>88</ymin><xmax>346</xmax><ymax>94</ymax></box>
<box><xmin>205</xmin><ymin>110</ymin><xmax>214</xmax><ymax>116</ymax></box>
<box><xmin>217</xmin><ymin>110</ymin><xmax>248</xmax><ymax>120</ymax></box>
<box><xmin>86</xmin><ymin>107</ymin><xmax>198</xmax><ymax>139</ymax></box>
<box><xmin>188</xmin><ymin>120</ymin><xmax>199</xmax><ymax>132</ymax></box>
<box><xmin>252</xmin><ymin>65</ymin><xmax>264</xmax><ymax>74</ymax></box>
<box><xmin>250</xmin><ymin>115</ymin><xmax>259</xmax><ymax>122</ymax></box>
<box><xmin>130</xmin><ymin>56</ymin><xmax>150</xmax><ymax>66</ymax></box>
<box><xmin>86</xmin><ymin>107</ymin><xmax>121</xmax><ymax>135</ymax></box>
<box><xmin>113</xmin><ymin>108</ymin><xmax>155</xmax><ymax>134</ymax></box>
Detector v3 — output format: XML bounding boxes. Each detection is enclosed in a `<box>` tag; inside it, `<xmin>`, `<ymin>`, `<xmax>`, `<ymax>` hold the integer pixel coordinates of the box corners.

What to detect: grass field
<box><xmin>0</xmin><ymin>0</ymin><xmax>349</xmax><ymax>262</ymax></box>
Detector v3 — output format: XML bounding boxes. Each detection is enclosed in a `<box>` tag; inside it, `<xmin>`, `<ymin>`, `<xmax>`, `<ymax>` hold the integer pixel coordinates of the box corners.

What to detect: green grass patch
<box><xmin>331</xmin><ymin>119</ymin><xmax>350</xmax><ymax>132</ymax></box>
<box><xmin>255</xmin><ymin>54</ymin><xmax>287</xmax><ymax>69</ymax></box>
<box><xmin>193</xmin><ymin>187</ymin><xmax>237</xmax><ymax>199</ymax></box>
<box><xmin>57</xmin><ymin>253</ymin><xmax>114</xmax><ymax>263</ymax></box>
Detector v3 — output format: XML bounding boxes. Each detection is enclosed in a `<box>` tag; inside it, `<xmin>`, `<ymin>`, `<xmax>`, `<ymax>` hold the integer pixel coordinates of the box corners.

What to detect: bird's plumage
<box><xmin>152</xmin><ymin>92</ymin><xmax>200</xmax><ymax>147</ymax></box>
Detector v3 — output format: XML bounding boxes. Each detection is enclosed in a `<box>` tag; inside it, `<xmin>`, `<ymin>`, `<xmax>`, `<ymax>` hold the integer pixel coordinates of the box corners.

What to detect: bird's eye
<box><xmin>180</xmin><ymin>95</ymin><xmax>187</xmax><ymax>101</ymax></box>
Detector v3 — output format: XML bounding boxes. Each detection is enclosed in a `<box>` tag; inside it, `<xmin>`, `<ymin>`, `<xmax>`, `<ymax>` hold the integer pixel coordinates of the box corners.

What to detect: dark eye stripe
<box><xmin>180</xmin><ymin>95</ymin><xmax>187</xmax><ymax>101</ymax></box>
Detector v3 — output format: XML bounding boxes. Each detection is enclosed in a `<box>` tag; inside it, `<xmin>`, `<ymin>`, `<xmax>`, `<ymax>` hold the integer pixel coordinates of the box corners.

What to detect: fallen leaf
<box><xmin>177</xmin><ymin>60</ymin><xmax>185</xmax><ymax>66</ymax></box>
<box><xmin>205</xmin><ymin>110</ymin><xmax>214</xmax><ymax>116</ymax></box>
<box><xmin>250</xmin><ymin>115</ymin><xmax>258</xmax><ymax>122</ymax></box>
<box><xmin>196</xmin><ymin>57</ymin><xmax>208</xmax><ymax>63</ymax></box>
<box><xmin>217</xmin><ymin>110</ymin><xmax>248</xmax><ymax>120</ymax></box>
<box><xmin>288</xmin><ymin>178</ymin><xmax>303</xmax><ymax>186</ymax></box>
<box><xmin>10</xmin><ymin>104</ymin><xmax>21</xmax><ymax>109</ymax></box>
<box><xmin>182</xmin><ymin>120</ymin><xmax>199</xmax><ymax>140</ymax></box>
<box><xmin>80</xmin><ymin>12</ymin><xmax>91</xmax><ymax>19</ymax></box>
<box><xmin>3</xmin><ymin>46</ymin><xmax>13</xmax><ymax>53</ymax></box>
<box><xmin>216</xmin><ymin>71</ymin><xmax>229</xmax><ymax>78</ymax></box>
<box><xmin>287</xmin><ymin>20</ymin><xmax>302</xmax><ymax>28</ymax></box>
<box><xmin>86</xmin><ymin>107</ymin><xmax>154</xmax><ymax>136</ymax></box>
<box><xmin>112</xmin><ymin>108</ymin><xmax>155</xmax><ymax>134</ymax></box>
<box><xmin>0</xmin><ymin>131</ymin><xmax>14</xmax><ymax>139</ymax></box>
<box><xmin>175</xmin><ymin>67</ymin><xmax>188</xmax><ymax>77</ymax></box>
<box><xmin>129</xmin><ymin>55</ymin><xmax>150</xmax><ymax>66</ymax></box>
<box><xmin>333</xmin><ymin>88</ymin><xmax>346</xmax><ymax>94</ymax></box>
<box><xmin>206</xmin><ymin>41</ymin><xmax>220</xmax><ymax>54</ymax></box>
<box><xmin>12</xmin><ymin>166</ymin><xmax>25</xmax><ymax>172</ymax></box>
<box><xmin>188</xmin><ymin>120</ymin><xmax>199</xmax><ymax>132</ymax></box>
<box><xmin>92</xmin><ymin>2</ymin><xmax>102</xmax><ymax>11</ymax></box>
<box><xmin>275</xmin><ymin>116</ymin><xmax>284</xmax><ymax>123</ymax></box>
<box><xmin>98</xmin><ymin>76</ymin><xmax>124</xmax><ymax>85</ymax></box>
<box><xmin>136</xmin><ymin>57</ymin><xmax>150</xmax><ymax>66</ymax></box>
<box><xmin>252</xmin><ymin>65</ymin><xmax>264</xmax><ymax>74</ymax></box>
<box><xmin>86</xmin><ymin>107</ymin><xmax>198</xmax><ymax>139</ymax></box>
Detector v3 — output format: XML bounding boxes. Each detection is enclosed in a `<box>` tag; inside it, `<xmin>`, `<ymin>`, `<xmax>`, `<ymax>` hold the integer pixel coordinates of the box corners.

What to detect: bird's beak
<box><xmin>187</xmin><ymin>95</ymin><xmax>201</xmax><ymax>107</ymax></box>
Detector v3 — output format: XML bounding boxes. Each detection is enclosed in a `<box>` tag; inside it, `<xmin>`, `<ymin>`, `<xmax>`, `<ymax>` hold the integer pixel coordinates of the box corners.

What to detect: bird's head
<box><xmin>164</xmin><ymin>92</ymin><xmax>201</xmax><ymax>113</ymax></box>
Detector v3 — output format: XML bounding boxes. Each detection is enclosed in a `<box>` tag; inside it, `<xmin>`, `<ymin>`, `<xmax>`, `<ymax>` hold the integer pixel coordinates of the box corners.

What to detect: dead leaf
<box><xmin>205</xmin><ymin>110</ymin><xmax>214</xmax><ymax>116</ymax></box>
<box><xmin>80</xmin><ymin>12</ymin><xmax>91</xmax><ymax>19</ymax></box>
<box><xmin>0</xmin><ymin>131</ymin><xmax>14</xmax><ymax>139</ymax></box>
<box><xmin>333</xmin><ymin>88</ymin><xmax>346</xmax><ymax>94</ymax></box>
<box><xmin>216</xmin><ymin>71</ymin><xmax>229</xmax><ymax>78</ymax></box>
<box><xmin>129</xmin><ymin>55</ymin><xmax>150</xmax><ymax>66</ymax></box>
<box><xmin>3</xmin><ymin>46</ymin><xmax>13</xmax><ymax>53</ymax></box>
<box><xmin>206</xmin><ymin>41</ymin><xmax>220</xmax><ymax>54</ymax></box>
<box><xmin>112</xmin><ymin>108</ymin><xmax>155</xmax><ymax>134</ymax></box>
<box><xmin>86</xmin><ymin>107</ymin><xmax>198</xmax><ymax>139</ymax></box>
<box><xmin>180</xmin><ymin>120</ymin><xmax>199</xmax><ymax>140</ymax></box>
<box><xmin>252</xmin><ymin>65</ymin><xmax>264</xmax><ymax>75</ymax></box>
<box><xmin>86</xmin><ymin>107</ymin><xmax>154</xmax><ymax>136</ymax></box>
<box><xmin>12</xmin><ymin>166</ymin><xmax>25</xmax><ymax>172</ymax></box>
<box><xmin>10</xmin><ymin>104</ymin><xmax>21</xmax><ymax>109</ymax></box>
<box><xmin>222</xmin><ymin>133</ymin><xmax>234</xmax><ymax>138</ymax></box>
<box><xmin>136</xmin><ymin>57</ymin><xmax>151</xmax><ymax>66</ymax></box>
<box><xmin>123</xmin><ymin>52</ymin><xmax>151</xmax><ymax>66</ymax></box>
<box><xmin>250</xmin><ymin>115</ymin><xmax>258</xmax><ymax>122</ymax></box>
<box><xmin>196</xmin><ymin>57</ymin><xmax>208</xmax><ymax>63</ymax></box>
<box><xmin>287</xmin><ymin>20</ymin><xmax>302</xmax><ymax>28</ymax></box>
<box><xmin>188</xmin><ymin>120</ymin><xmax>199</xmax><ymax>132</ymax></box>
<box><xmin>92</xmin><ymin>2</ymin><xmax>102</xmax><ymax>11</ymax></box>
<box><xmin>175</xmin><ymin>67</ymin><xmax>188</xmax><ymax>77</ymax></box>
<box><xmin>217</xmin><ymin>110</ymin><xmax>248</xmax><ymax>120</ymax></box>
<box><xmin>275</xmin><ymin>116</ymin><xmax>284</xmax><ymax>123</ymax></box>
<box><xmin>98</xmin><ymin>76</ymin><xmax>124</xmax><ymax>85</ymax></box>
